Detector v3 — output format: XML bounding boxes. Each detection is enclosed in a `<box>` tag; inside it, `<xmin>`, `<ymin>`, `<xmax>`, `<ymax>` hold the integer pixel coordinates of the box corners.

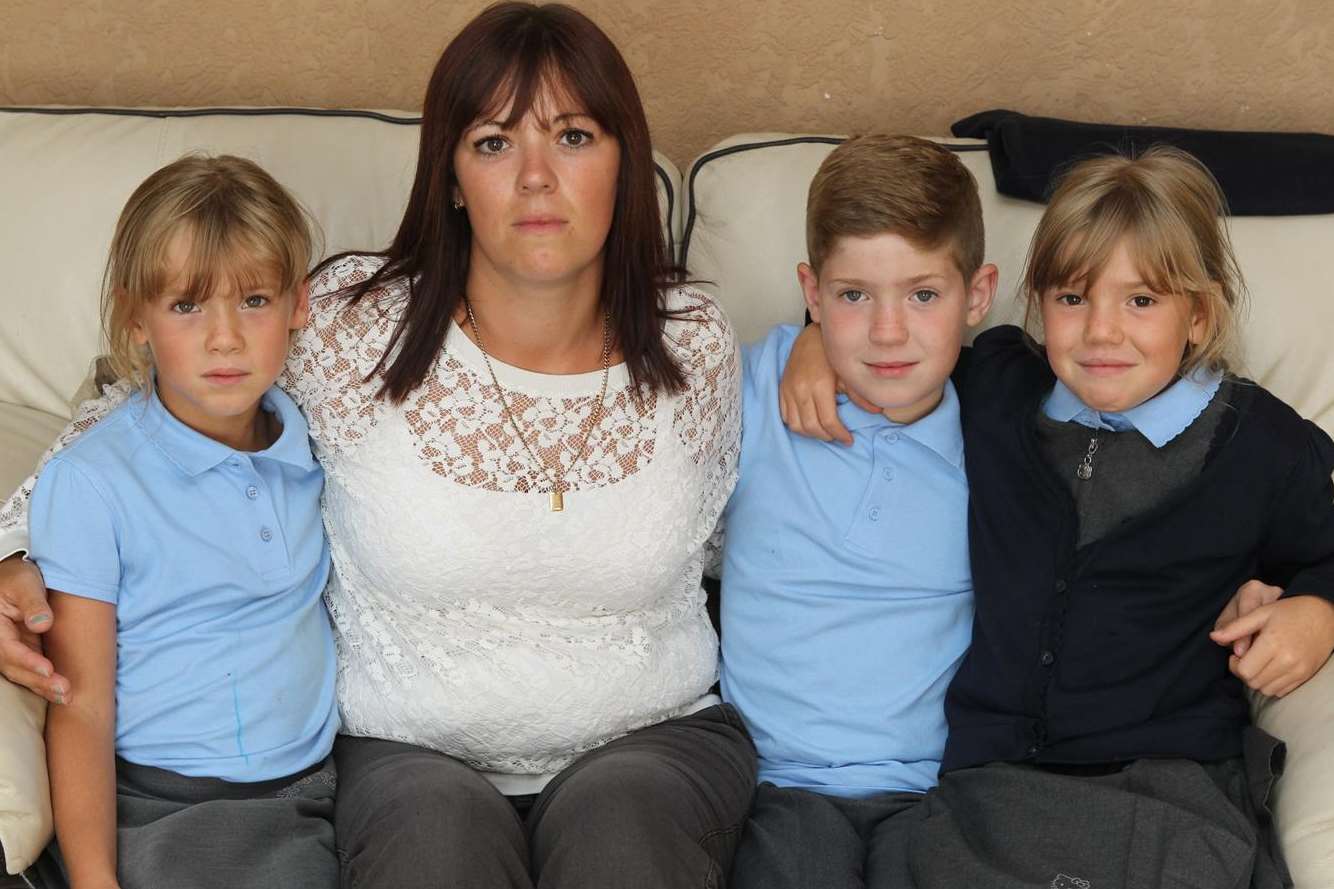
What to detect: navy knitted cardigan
<box><xmin>944</xmin><ymin>325</ymin><xmax>1334</xmax><ymax>772</ymax></box>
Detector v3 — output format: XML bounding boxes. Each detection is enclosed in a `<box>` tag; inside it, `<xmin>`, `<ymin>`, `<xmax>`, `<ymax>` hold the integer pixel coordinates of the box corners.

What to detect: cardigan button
<box><xmin>1039</xmin><ymin>650</ymin><xmax>1055</xmax><ymax>666</ymax></box>
<box><xmin>1026</xmin><ymin>744</ymin><xmax>1039</xmax><ymax>756</ymax></box>
<box><xmin>1054</xmin><ymin>579</ymin><xmax>1068</xmax><ymax>593</ymax></box>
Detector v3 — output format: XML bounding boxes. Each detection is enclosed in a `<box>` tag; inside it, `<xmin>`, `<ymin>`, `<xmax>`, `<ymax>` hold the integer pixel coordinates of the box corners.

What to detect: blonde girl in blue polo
<box><xmin>28</xmin><ymin>156</ymin><xmax>338</xmax><ymax>889</ymax></box>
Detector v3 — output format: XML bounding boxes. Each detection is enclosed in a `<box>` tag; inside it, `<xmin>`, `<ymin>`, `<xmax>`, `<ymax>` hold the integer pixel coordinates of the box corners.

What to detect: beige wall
<box><xmin>3</xmin><ymin>0</ymin><xmax>1331</xmax><ymax>168</ymax></box>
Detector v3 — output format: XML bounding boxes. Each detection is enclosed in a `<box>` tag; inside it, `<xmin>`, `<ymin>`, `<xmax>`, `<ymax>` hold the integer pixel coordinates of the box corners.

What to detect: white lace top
<box><xmin>1</xmin><ymin>254</ymin><xmax>741</xmax><ymax>792</ymax></box>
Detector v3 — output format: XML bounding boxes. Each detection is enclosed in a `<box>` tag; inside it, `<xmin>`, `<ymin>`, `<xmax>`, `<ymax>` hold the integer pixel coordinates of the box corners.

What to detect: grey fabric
<box><xmin>730</xmin><ymin>783</ymin><xmax>923</xmax><ymax>889</ymax></box>
<box><xmin>334</xmin><ymin>703</ymin><xmax>757</xmax><ymax>889</ymax></box>
<box><xmin>864</xmin><ymin>727</ymin><xmax>1289</xmax><ymax>889</ymax></box>
<box><xmin>1036</xmin><ymin>381</ymin><xmax>1229</xmax><ymax>547</ymax></box>
<box><xmin>35</xmin><ymin>756</ymin><xmax>337</xmax><ymax>889</ymax></box>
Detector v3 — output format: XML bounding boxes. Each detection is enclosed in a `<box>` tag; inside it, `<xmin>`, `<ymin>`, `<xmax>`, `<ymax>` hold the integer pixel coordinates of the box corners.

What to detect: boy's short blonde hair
<box><xmin>806</xmin><ymin>134</ymin><xmax>985</xmax><ymax>280</ymax></box>
<box><xmin>1023</xmin><ymin>146</ymin><xmax>1245</xmax><ymax>374</ymax></box>
<box><xmin>103</xmin><ymin>154</ymin><xmax>316</xmax><ymax>385</ymax></box>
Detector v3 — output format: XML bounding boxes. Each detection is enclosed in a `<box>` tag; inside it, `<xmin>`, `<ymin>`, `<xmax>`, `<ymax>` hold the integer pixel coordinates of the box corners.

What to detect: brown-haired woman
<box><xmin>0</xmin><ymin>3</ymin><xmax>755</xmax><ymax>887</ymax></box>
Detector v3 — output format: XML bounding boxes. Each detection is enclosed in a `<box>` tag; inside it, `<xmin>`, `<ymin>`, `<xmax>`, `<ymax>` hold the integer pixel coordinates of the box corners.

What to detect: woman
<box><xmin>0</xmin><ymin>4</ymin><xmax>755</xmax><ymax>887</ymax></box>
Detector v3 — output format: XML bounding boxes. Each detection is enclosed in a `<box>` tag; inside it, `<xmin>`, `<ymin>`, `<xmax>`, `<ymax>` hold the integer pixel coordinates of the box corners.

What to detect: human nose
<box><xmin>868</xmin><ymin>302</ymin><xmax>909</xmax><ymax>346</ymax></box>
<box><xmin>517</xmin><ymin>142</ymin><xmax>556</xmax><ymax>194</ymax></box>
<box><xmin>206</xmin><ymin>306</ymin><xmax>244</xmax><ymax>354</ymax></box>
<box><xmin>1084</xmin><ymin>299</ymin><xmax>1123</xmax><ymax>345</ymax></box>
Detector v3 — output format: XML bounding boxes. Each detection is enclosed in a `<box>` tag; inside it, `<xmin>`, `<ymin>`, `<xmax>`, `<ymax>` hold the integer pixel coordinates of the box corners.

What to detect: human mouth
<box><xmin>203</xmin><ymin>369</ymin><xmax>250</xmax><ymax>386</ymax></box>
<box><xmin>514</xmin><ymin>215</ymin><xmax>567</xmax><ymax>232</ymax></box>
<box><xmin>865</xmin><ymin>361</ymin><xmax>917</xmax><ymax>378</ymax></box>
<box><xmin>1078</xmin><ymin>360</ymin><xmax>1135</xmax><ymax>376</ymax></box>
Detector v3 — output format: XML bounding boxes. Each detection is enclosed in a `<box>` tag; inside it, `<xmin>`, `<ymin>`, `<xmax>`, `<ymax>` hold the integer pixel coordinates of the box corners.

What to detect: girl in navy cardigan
<box><xmin>781</xmin><ymin>146</ymin><xmax>1334</xmax><ymax>887</ymax></box>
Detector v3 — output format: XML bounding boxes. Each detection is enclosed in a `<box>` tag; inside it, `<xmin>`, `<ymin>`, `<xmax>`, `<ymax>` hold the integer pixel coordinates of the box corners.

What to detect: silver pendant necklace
<box><xmin>1076</xmin><ymin>434</ymin><xmax>1099</xmax><ymax>480</ymax></box>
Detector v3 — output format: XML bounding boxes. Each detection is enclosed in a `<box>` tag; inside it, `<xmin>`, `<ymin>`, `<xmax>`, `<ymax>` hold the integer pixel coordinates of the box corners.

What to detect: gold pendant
<box><xmin>550</xmin><ymin>490</ymin><xmax>564</xmax><ymax>512</ymax></box>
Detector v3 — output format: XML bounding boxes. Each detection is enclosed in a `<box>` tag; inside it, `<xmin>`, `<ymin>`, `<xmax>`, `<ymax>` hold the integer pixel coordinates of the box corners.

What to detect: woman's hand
<box><xmin>0</xmin><ymin>553</ymin><xmax>68</xmax><ymax>702</ymax></box>
<box><xmin>778</xmin><ymin>324</ymin><xmax>876</xmax><ymax>445</ymax></box>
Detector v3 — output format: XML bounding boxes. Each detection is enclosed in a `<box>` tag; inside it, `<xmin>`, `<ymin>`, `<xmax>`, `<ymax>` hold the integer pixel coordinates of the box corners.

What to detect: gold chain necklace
<box><xmin>463</xmin><ymin>297</ymin><xmax>611</xmax><ymax>512</ymax></box>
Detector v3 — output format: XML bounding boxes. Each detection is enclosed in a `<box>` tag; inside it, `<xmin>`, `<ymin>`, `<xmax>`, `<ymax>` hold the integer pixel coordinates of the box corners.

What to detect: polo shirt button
<box><xmin>260</xmin><ymin>526</ymin><xmax>273</xmax><ymax>542</ymax></box>
<box><xmin>227</xmin><ymin>458</ymin><xmax>241</xmax><ymax>469</ymax></box>
<box><xmin>882</xmin><ymin>467</ymin><xmax>894</xmax><ymax>481</ymax></box>
<box><xmin>869</xmin><ymin>507</ymin><xmax>881</xmax><ymax>521</ymax></box>
<box><xmin>1039</xmin><ymin>650</ymin><xmax>1055</xmax><ymax>666</ymax></box>
<box><xmin>246</xmin><ymin>485</ymin><xmax>259</xmax><ymax>500</ymax></box>
<box><xmin>886</xmin><ymin>432</ymin><xmax>900</xmax><ymax>443</ymax></box>
<box><xmin>1054</xmin><ymin>579</ymin><xmax>1068</xmax><ymax>593</ymax></box>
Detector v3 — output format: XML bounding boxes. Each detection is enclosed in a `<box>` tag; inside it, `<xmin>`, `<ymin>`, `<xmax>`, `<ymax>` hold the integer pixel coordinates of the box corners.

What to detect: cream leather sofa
<box><xmin>2</xmin><ymin>108</ymin><xmax>1333</xmax><ymax>886</ymax></box>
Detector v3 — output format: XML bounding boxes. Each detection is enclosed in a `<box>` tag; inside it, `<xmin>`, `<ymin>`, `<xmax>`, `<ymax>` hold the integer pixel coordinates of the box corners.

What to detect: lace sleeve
<box><xmin>702</xmin><ymin>518</ymin><xmax>726</xmax><ymax>580</ymax></box>
<box><xmin>666</xmin><ymin>287</ymin><xmax>742</xmax><ymax>542</ymax></box>
<box><xmin>0</xmin><ymin>379</ymin><xmax>133</xmax><ymax>558</ymax></box>
<box><xmin>281</xmin><ymin>254</ymin><xmax>402</xmax><ymax>461</ymax></box>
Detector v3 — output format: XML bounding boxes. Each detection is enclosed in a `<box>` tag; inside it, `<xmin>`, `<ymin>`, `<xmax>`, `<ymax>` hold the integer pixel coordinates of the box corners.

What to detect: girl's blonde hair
<box><xmin>1022</xmin><ymin>145</ymin><xmax>1246</xmax><ymax>374</ymax></box>
<box><xmin>103</xmin><ymin>154</ymin><xmax>315</xmax><ymax>385</ymax></box>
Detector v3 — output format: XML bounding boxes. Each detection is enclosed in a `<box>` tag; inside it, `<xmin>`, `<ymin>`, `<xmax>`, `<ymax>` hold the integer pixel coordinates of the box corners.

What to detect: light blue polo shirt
<box><xmin>29</xmin><ymin>384</ymin><xmax>338</xmax><ymax>782</ymax></box>
<box><xmin>1043</xmin><ymin>368</ymin><xmax>1224</xmax><ymax>446</ymax></box>
<box><xmin>719</xmin><ymin>324</ymin><xmax>974</xmax><ymax>798</ymax></box>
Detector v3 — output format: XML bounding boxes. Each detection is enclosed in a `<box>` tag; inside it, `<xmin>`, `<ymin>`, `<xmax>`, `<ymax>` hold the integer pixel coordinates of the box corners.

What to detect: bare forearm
<box><xmin>47</xmin><ymin>701</ymin><xmax>119</xmax><ymax>888</ymax></box>
<box><xmin>45</xmin><ymin>591</ymin><xmax>120</xmax><ymax>889</ymax></box>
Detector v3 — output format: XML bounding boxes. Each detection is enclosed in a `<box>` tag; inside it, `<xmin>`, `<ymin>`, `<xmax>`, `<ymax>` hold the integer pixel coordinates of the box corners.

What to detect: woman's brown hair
<box><xmin>326</xmin><ymin>1</ymin><xmax>684</xmax><ymax>402</ymax></box>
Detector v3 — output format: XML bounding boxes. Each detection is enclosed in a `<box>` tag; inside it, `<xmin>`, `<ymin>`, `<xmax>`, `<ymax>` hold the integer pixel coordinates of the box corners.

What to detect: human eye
<box><xmin>908</xmin><ymin>289</ymin><xmax>939</xmax><ymax>304</ymax></box>
<box><xmin>559</xmin><ymin>128</ymin><xmax>595</xmax><ymax>148</ymax></box>
<box><xmin>472</xmin><ymin>133</ymin><xmax>509</xmax><ymax>155</ymax></box>
<box><xmin>169</xmin><ymin>300</ymin><xmax>199</xmax><ymax>315</ymax></box>
<box><xmin>242</xmin><ymin>293</ymin><xmax>271</xmax><ymax>309</ymax></box>
<box><xmin>1053</xmin><ymin>291</ymin><xmax>1083</xmax><ymax>307</ymax></box>
<box><xmin>838</xmin><ymin>289</ymin><xmax>869</xmax><ymax>304</ymax></box>
<box><xmin>1129</xmin><ymin>293</ymin><xmax>1157</xmax><ymax>308</ymax></box>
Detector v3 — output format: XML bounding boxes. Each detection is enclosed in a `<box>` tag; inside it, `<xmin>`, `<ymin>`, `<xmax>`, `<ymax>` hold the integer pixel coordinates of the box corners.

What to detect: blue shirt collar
<box><xmin>133</xmin><ymin>383</ymin><xmax>316</xmax><ymax>477</ymax></box>
<box><xmin>1043</xmin><ymin>368</ymin><xmax>1223</xmax><ymax>448</ymax></box>
<box><xmin>835</xmin><ymin>379</ymin><xmax>965</xmax><ymax>468</ymax></box>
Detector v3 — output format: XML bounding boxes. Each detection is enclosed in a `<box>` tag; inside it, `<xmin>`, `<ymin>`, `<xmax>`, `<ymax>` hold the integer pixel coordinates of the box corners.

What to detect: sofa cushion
<box><xmin>0</xmin><ymin>675</ymin><xmax>48</xmax><ymax>876</ymax></box>
<box><xmin>1253</xmin><ymin>662</ymin><xmax>1334</xmax><ymax>889</ymax></box>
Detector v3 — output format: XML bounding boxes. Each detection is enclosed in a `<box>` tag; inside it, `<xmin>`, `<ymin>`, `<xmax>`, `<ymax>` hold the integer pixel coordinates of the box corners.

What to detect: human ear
<box><xmin>797</xmin><ymin>262</ymin><xmax>823</xmax><ymax>324</ymax></box>
<box><xmin>965</xmin><ymin>263</ymin><xmax>999</xmax><ymax>327</ymax></box>
<box><xmin>1187</xmin><ymin>287</ymin><xmax>1214</xmax><ymax>346</ymax></box>
<box><xmin>289</xmin><ymin>279</ymin><xmax>311</xmax><ymax>330</ymax></box>
<box><xmin>128</xmin><ymin>300</ymin><xmax>149</xmax><ymax>347</ymax></box>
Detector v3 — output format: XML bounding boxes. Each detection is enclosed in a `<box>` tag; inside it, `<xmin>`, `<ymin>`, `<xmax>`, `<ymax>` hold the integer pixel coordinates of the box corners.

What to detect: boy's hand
<box><xmin>1210</xmin><ymin>592</ymin><xmax>1334</xmax><ymax>698</ymax></box>
<box><xmin>1211</xmin><ymin>579</ymin><xmax>1282</xmax><ymax>658</ymax></box>
<box><xmin>779</xmin><ymin>324</ymin><xmax>877</xmax><ymax>445</ymax></box>
<box><xmin>0</xmin><ymin>553</ymin><xmax>68</xmax><ymax>703</ymax></box>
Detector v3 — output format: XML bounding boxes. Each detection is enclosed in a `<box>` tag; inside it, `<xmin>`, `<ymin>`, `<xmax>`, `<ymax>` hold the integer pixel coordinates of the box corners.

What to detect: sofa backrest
<box><xmin>0</xmin><ymin>107</ymin><xmax>682</xmax><ymax>421</ymax></box>
<box><xmin>682</xmin><ymin>133</ymin><xmax>1334</xmax><ymax>437</ymax></box>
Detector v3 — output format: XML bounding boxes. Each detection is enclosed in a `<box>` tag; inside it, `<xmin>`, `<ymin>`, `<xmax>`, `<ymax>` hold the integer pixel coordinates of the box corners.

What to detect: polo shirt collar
<box><xmin>135</xmin><ymin>383</ymin><xmax>316</xmax><ymax>477</ymax></box>
<box><xmin>835</xmin><ymin>379</ymin><xmax>965</xmax><ymax>468</ymax></box>
<box><xmin>1043</xmin><ymin>368</ymin><xmax>1223</xmax><ymax>448</ymax></box>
